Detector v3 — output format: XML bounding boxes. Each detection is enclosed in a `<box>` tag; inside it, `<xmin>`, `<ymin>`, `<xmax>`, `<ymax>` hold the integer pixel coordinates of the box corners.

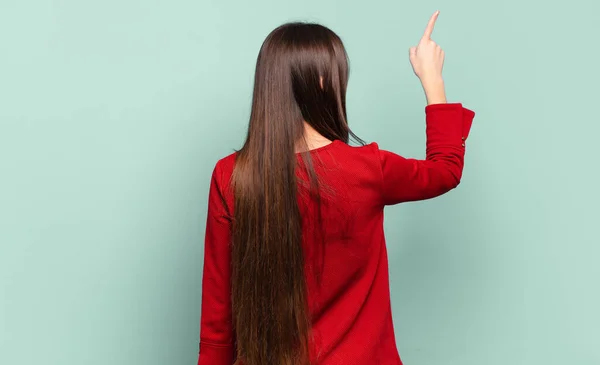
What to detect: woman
<box><xmin>198</xmin><ymin>11</ymin><xmax>475</xmax><ymax>365</ymax></box>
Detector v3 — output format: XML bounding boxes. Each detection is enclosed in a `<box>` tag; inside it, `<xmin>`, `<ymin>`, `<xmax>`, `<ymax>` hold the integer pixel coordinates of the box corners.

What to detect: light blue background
<box><xmin>1</xmin><ymin>1</ymin><xmax>599</xmax><ymax>364</ymax></box>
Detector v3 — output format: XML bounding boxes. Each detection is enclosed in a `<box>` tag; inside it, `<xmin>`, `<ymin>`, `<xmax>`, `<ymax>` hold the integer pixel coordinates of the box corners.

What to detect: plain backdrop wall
<box><xmin>1</xmin><ymin>0</ymin><xmax>599</xmax><ymax>364</ymax></box>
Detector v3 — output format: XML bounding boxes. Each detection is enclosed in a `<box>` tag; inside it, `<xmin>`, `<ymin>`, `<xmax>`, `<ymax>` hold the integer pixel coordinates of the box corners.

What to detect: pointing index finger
<box><xmin>422</xmin><ymin>10</ymin><xmax>440</xmax><ymax>40</ymax></box>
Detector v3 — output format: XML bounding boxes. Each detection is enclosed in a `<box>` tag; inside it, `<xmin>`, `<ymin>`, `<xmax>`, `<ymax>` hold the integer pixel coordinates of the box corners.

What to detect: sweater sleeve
<box><xmin>198</xmin><ymin>162</ymin><xmax>235</xmax><ymax>365</ymax></box>
<box><xmin>379</xmin><ymin>103</ymin><xmax>475</xmax><ymax>205</ymax></box>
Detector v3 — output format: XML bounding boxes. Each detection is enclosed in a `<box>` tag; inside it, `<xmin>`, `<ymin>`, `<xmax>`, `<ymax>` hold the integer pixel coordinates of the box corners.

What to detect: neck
<box><xmin>296</xmin><ymin>122</ymin><xmax>332</xmax><ymax>153</ymax></box>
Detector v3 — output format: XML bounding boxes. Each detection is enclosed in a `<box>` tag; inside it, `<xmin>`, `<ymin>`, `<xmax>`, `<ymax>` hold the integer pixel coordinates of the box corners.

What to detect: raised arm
<box><xmin>379</xmin><ymin>103</ymin><xmax>475</xmax><ymax>205</ymax></box>
<box><xmin>378</xmin><ymin>11</ymin><xmax>476</xmax><ymax>205</ymax></box>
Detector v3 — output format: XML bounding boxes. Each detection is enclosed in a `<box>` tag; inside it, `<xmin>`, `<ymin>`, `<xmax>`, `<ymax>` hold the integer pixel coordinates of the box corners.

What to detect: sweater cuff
<box><xmin>198</xmin><ymin>341</ymin><xmax>234</xmax><ymax>365</ymax></box>
<box><xmin>462</xmin><ymin>107</ymin><xmax>475</xmax><ymax>140</ymax></box>
<box><xmin>425</xmin><ymin>103</ymin><xmax>475</xmax><ymax>145</ymax></box>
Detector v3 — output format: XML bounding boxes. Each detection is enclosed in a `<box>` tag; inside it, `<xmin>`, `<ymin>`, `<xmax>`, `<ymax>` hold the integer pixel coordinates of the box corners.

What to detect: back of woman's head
<box><xmin>231</xmin><ymin>23</ymin><xmax>357</xmax><ymax>365</ymax></box>
<box><xmin>247</xmin><ymin>22</ymin><xmax>353</xmax><ymax>148</ymax></box>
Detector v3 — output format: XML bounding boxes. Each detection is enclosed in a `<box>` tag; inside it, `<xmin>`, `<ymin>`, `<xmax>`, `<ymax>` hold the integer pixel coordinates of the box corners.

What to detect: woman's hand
<box><xmin>409</xmin><ymin>11</ymin><xmax>447</xmax><ymax>105</ymax></box>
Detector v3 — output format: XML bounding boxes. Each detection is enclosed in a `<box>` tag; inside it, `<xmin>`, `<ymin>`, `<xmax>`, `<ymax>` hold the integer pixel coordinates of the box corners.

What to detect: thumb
<box><xmin>409</xmin><ymin>47</ymin><xmax>417</xmax><ymax>62</ymax></box>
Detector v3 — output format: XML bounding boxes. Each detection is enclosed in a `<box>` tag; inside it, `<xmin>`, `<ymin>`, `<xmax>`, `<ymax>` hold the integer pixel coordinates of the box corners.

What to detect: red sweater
<box><xmin>198</xmin><ymin>103</ymin><xmax>475</xmax><ymax>365</ymax></box>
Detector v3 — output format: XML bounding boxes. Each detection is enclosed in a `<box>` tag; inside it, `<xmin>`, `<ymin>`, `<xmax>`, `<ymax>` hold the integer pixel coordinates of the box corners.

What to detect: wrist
<box><xmin>421</xmin><ymin>76</ymin><xmax>446</xmax><ymax>105</ymax></box>
<box><xmin>425</xmin><ymin>92</ymin><xmax>447</xmax><ymax>105</ymax></box>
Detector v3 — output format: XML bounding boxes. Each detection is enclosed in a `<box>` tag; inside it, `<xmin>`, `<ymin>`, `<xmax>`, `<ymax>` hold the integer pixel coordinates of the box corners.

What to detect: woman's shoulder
<box><xmin>215</xmin><ymin>151</ymin><xmax>237</xmax><ymax>172</ymax></box>
<box><xmin>328</xmin><ymin>140</ymin><xmax>382</xmax><ymax>159</ymax></box>
<box><xmin>319</xmin><ymin>140</ymin><xmax>386</xmax><ymax>180</ymax></box>
<box><xmin>211</xmin><ymin>140</ymin><xmax>386</xmax><ymax>180</ymax></box>
<box><xmin>209</xmin><ymin>151</ymin><xmax>237</xmax><ymax>193</ymax></box>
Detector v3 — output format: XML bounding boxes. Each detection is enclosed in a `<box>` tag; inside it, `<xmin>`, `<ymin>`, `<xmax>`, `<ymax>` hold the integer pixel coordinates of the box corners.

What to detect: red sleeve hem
<box><xmin>425</xmin><ymin>103</ymin><xmax>475</xmax><ymax>143</ymax></box>
<box><xmin>461</xmin><ymin>107</ymin><xmax>475</xmax><ymax>140</ymax></box>
<box><xmin>198</xmin><ymin>341</ymin><xmax>234</xmax><ymax>365</ymax></box>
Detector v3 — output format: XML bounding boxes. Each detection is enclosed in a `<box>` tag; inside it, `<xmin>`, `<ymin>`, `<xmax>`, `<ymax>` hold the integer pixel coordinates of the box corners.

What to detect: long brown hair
<box><xmin>231</xmin><ymin>22</ymin><xmax>361</xmax><ymax>365</ymax></box>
